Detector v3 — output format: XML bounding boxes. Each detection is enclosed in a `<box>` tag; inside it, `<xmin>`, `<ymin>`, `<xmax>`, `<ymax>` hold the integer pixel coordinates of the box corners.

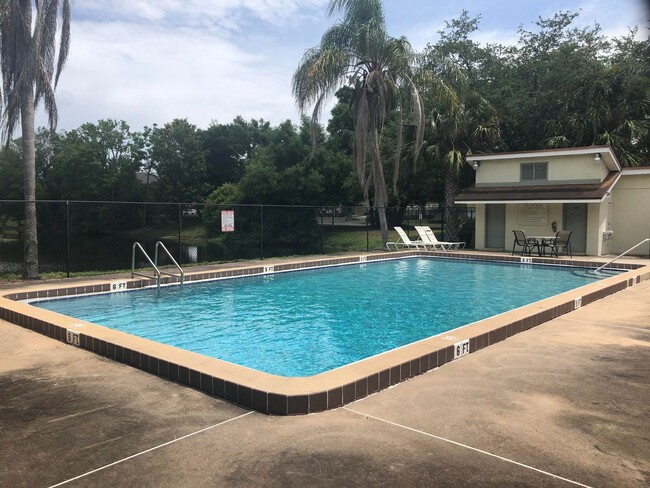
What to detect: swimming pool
<box><xmin>34</xmin><ymin>258</ymin><xmax>611</xmax><ymax>377</ymax></box>
<box><xmin>3</xmin><ymin>251</ymin><xmax>648</xmax><ymax>414</ymax></box>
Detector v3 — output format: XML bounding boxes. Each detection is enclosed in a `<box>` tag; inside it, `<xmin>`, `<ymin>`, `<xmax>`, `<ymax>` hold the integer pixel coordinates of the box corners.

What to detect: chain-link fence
<box><xmin>0</xmin><ymin>200</ymin><xmax>475</xmax><ymax>278</ymax></box>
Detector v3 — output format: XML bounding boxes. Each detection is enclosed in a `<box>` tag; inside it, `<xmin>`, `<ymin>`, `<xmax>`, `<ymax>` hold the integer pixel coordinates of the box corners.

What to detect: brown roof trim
<box><xmin>456</xmin><ymin>171</ymin><xmax>620</xmax><ymax>203</ymax></box>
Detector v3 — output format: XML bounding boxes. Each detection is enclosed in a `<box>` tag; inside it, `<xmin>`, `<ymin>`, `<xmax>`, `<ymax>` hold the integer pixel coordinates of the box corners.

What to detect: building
<box><xmin>455</xmin><ymin>146</ymin><xmax>650</xmax><ymax>256</ymax></box>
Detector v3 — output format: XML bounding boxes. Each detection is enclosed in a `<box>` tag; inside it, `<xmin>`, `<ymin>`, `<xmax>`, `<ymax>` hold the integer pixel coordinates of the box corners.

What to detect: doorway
<box><xmin>485</xmin><ymin>204</ymin><xmax>506</xmax><ymax>249</ymax></box>
<box><xmin>563</xmin><ymin>203</ymin><xmax>587</xmax><ymax>253</ymax></box>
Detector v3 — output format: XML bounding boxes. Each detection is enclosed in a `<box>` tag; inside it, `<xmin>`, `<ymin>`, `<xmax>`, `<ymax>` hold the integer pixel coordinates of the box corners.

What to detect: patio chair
<box><xmin>415</xmin><ymin>226</ymin><xmax>466</xmax><ymax>251</ymax></box>
<box><xmin>542</xmin><ymin>230</ymin><xmax>573</xmax><ymax>258</ymax></box>
<box><xmin>512</xmin><ymin>230</ymin><xmax>540</xmax><ymax>256</ymax></box>
<box><xmin>386</xmin><ymin>227</ymin><xmax>424</xmax><ymax>251</ymax></box>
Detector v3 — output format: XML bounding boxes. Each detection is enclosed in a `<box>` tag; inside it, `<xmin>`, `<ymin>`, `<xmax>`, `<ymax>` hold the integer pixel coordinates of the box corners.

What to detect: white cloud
<box><xmin>77</xmin><ymin>0</ymin><xmax>328</xmax><ymax>30</ymax></box>
<box><xmin>40</xmin><ymin>0</ymin><xmax>648</xmax><ymax>133</ymax></box>
<box><xmin>43</xmin><ymin>1</ymin><xmax>331</xmax><ymax>131</ymax></box>
<box><xmin>576</xmin><ymin>0</ymin><xmax>648</xmax><ymax>39</ymax></box>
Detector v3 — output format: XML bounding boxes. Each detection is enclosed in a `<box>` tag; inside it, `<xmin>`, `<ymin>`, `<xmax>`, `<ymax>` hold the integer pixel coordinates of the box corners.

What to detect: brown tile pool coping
<box><xmin>2</xmin><ymin>251</ymin><xmax>649</xmax><ymax>415</ymax></box>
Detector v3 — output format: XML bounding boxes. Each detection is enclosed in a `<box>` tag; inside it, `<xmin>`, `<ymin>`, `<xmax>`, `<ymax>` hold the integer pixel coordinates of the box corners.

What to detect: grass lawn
<box><xmin>322</xmin><ymin>226</ymin><xmax>396</xmax><ymax>252</ymax></box>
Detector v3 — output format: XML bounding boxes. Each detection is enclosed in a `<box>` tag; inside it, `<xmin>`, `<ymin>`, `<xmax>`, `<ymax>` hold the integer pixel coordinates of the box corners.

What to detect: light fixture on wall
<box><xmin>472</xmin><ymin>160</ymin><xmax>480</xmax><ymax>170</ymax></box>
<box><xmin>594</xmin><ymin>152</ymin><xmax>602</xmax><ymax>162</ymax></box>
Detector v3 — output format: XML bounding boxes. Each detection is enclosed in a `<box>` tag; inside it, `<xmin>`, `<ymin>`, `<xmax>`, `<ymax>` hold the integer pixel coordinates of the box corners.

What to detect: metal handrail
<box><xmin>131</xmin><ymin>242</ymin><xmax>185</xmax><ymax>288</ymax></box>
<box><xmin>594</xmin><ymin>238</ymin><xmax>650</xmax><ymax>273</ymax></box>
<box><xmin>132</xmin><ymin>242</ymin><xmax>162</xmax><ymax>287</ymax></box>
<box><xmin>154</xmin><ymin>241</ymin><xmax>184</xmax><ymax>285</ymax></box>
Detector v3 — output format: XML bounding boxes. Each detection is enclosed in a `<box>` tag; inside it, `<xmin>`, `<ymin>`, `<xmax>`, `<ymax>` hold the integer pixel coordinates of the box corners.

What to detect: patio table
<box><xmin>528</xmin><ymin>236</ymin><xmax>557</xmax><ymax>257</ymax></box>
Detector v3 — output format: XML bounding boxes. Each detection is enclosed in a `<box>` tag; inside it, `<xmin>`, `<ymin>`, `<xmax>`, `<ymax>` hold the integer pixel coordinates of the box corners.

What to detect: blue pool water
<box><xmin>35</xmin><ymin>258</ymin><xmax>607</xmax><ymax>377</ymax></box>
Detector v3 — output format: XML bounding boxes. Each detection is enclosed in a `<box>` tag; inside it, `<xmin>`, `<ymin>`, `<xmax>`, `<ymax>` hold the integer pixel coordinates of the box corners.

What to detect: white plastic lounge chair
<box><xmin>386</xmin><ymin>227</ymin><xmax>424</xmax><ymax>251</ymax></box>
<box><xmin>415</xmin><ymin>226</ymin><xmax>466</xmax><ymax>251</ymax></box>
<box><xmin>413</xmin><ymin>226</ymin><xmax>447</xmax><ymax>251</ymax></box>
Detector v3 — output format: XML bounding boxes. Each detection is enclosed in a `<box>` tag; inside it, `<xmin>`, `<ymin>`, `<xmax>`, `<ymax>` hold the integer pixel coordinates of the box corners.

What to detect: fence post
<box><xmin>66</xmin><ymin>200</ymin><xmax>70</xmax><ymax>278</ymax></box>
<box><xmin>260</xmin><ymin>205</ymin><xmax>264</xmax><ymax>260</ymax></box>
<box><xmin>177</xmin><ymin>203</ymin><xmax>182</xmax><ymax>265</ymax></box>
<box><xmin>320</xmin><ymin>209</ymin><xmax>324</xmax><ymax>255</ymax></box>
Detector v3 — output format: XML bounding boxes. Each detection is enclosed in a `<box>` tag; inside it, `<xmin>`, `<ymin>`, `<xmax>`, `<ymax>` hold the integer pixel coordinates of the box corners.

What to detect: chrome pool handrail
<box><xmin>132</xmin><ymin>242</ymin><xmax>162</xmax><ymax>287</ymax></box>
<box><xmin>154</xmin><ymin>241</ymin><xmax>184</xmax><ymax>285</ymax></box>
<box><xmin>594</xmin><ymin>238</ymin><xmax>650</xmax><ymax>273</ymax></box>
<box><xmin>131</xmin><ymin>242</ymin><xmax>185</xmax><ymax>289</ymax></box>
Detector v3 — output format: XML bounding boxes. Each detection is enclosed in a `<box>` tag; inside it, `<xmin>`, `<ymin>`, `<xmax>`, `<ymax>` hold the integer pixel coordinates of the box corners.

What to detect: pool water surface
<box><xmin>35</xmin><ymin>258</ymin><xmax>607</xmax><ymax>376</ymax></box>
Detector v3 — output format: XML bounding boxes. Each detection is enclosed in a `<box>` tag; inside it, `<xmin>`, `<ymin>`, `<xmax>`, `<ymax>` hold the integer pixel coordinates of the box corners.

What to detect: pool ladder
<box><xmin>132</xmin><ymin>241</ymin><xmax>184</xmax><ymax>289</ymax></box>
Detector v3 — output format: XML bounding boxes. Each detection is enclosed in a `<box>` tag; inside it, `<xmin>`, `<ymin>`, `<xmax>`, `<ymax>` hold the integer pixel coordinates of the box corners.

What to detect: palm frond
<box><xmin>1</xmin><ymin>0</ymin><xmax>71</xmax><ymax>142</ymax></box>
<box><xmin>292</xmin><ymin>45</ymin><xmax>350</xmax><ymax>114</ymax></box>
<box><xmin>320</xmin><ymin>23</ymin><xmax>354</xmax><ymax>51</ymax></box>
<box><xmin>309</xmin><ymin>93</ymin><xmax>327</xmax><ymax>160</ymax></box>
<box><xmin>54</xmin><ymin>0</ymin><xmax>71</xmax><ymax>87</ymax></box>
<box><xmin>327</xmin><ymin>0</ymin><xmax>385</xmax><ymax>27</ymax></box>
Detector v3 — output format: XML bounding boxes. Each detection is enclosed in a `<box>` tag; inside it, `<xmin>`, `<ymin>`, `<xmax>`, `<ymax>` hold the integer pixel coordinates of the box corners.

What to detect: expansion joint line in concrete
<box><xmin>47</xmin><ymin>411</ymin><xmax>255</xmax><ymax>488</ymax></box>
<box><xmin>343</xmin><ymin>407</ymin><xmax>594</xmax><ymax>488</ymax></box>
<box><xmin>556</xmin><ymin>317</ymin><xmax>650</xmax><ymax>334</ymax></box>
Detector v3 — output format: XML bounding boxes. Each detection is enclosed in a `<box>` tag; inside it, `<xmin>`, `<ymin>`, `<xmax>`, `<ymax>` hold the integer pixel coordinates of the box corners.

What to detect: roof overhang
<box><xmin>620</xmin><ymin>167</ymin><xmax>650</xmax><ymax>176</ymax></box>
<box><xmin>455</xmin><ymin>171</ymin><xmax>622</xmax><ymax>205</ymax></box>
<box><xmin>458</xmin><ymin>199</ymin><xmax>606</xmax><ymax>204</ymax></box>
<box><xmin>466</xmin><ymin>146</ymin><xmax>621</xmax><ymax>172</ymax></box>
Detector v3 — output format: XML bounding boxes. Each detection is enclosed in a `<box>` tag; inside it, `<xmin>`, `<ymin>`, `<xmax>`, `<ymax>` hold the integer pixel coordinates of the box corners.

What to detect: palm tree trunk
<box><xmin>22</xmin><ymin>88</ymin><xmax>39</xmax><ymax>279</ymax></box>
<box><xmin>375</xmin><ymin>197</ymin><xmax>389</xmax><ymax>245</ymax></box>
<box><xmin>370</xmin><ymin>129</ymin><xmax>389</xmax><ymax>245</ymax></box>
<box><xmin>444</xmin><ymin>172</ymin><xmax>460</xmax><ymax>242</ymax></box>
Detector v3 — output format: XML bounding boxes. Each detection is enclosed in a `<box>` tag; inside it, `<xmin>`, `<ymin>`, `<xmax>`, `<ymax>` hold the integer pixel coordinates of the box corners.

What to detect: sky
<box><xmin>43</xmin><ymin>0</ymin><xmax>649</xmax><ymax>133</ymax></box>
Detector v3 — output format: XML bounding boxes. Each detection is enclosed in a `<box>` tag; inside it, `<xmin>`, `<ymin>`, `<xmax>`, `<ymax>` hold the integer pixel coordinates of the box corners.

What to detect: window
<box><xmin>521</xmin><ymin>162</ymin><xmax>547</xmax><ymax>181</ymax></box>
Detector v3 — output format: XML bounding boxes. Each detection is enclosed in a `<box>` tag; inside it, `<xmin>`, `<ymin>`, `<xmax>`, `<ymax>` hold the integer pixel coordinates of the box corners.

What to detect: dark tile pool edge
<box><xmin>2</xmin><ymin>253</ymin><xmax>649</xmax><ymax>416</ymax></box>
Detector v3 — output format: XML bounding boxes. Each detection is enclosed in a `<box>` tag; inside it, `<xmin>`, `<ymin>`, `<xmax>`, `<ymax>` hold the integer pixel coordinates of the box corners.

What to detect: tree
<box><xmin>292</xmin><ymin>0</ymin><xmax>427</xmax><ymax>245</ymax></box>
<box><xmin>422</xmin><ymin>86</ymin><xmax>499</xmax><ymax>240</ymax></box>
<box><xmin>0</xmin><ymin>0</ymin><xmax>71</xmax><ymax>278</ymax></box>
<box><xmin>203</xmin><ymin>183</ymin><xmax>241</xmax><ymax>237</ymax></box>
<box><xmin>419</xmin><ymin>22</ymin><xmax>499</xmax><ymax>240</ymax></box>
<box><xmin>0</xmin><ymin>139</ymin><xmax>23</xmax><ymax>200</ymax></box>
<box><xmin>150</xmin><ymin>119</ymin><xmax>208</xmax><ymax>203</ymax></box>
<box><xmin>39</xmin><ymin>120</ymin><xmax>142</xmax><ymax>202</ymax></box>
<box><xmin>544</xmin><ymin>27</ymin><xmax>650</xmax><ymax>166</ymax></box>
<box><xmin>202</xmin><ymin>116</ymin><xmax>270</xmax><ymax>190</ymax></box>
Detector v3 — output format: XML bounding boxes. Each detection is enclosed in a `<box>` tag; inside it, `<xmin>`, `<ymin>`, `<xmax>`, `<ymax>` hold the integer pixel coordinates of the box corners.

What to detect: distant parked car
<box><xmin>183</xmin><ymin>208</ymin><xmax>198</xmax><ymax>216</ymax></box>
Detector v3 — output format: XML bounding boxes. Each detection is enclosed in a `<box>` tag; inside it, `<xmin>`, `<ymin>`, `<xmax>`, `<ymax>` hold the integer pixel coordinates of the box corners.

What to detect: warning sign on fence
<box><xmin>221</xmin><ymin>210</ymin><xmax>235</xmax><ymax>232</ymax></box>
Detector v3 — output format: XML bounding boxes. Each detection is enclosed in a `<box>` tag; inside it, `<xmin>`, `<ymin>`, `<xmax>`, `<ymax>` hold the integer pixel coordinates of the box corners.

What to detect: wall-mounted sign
<box><xmin>518</xmin><ymin>204</ymin><xmax>548</xmax><ymax>226</ymax></box>
<box><xmin>221</xmin><ymin>210</ymin><xmax>235</xmax><ymax>232</ymax></box>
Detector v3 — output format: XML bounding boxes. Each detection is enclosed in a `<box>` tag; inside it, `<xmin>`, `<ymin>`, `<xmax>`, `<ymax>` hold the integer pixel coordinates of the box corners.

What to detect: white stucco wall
<box><xmin>585</xmin><ymin>202</ymin><xmax>610</xmax><ymax>256</ymax></box>
<box><xmin>609</xmin><ymin>174</ymin><xmax>650</xmax><ymax>255</ymax></box>
<box><xmin>476</xmin><ymin>154</ymin><xmax>609</xmax><ymax>186</ymax></box>
<box><xmin>475</xmin><ymin>205</ymin><xmax>486</xmax><ymax>249</ymax></box>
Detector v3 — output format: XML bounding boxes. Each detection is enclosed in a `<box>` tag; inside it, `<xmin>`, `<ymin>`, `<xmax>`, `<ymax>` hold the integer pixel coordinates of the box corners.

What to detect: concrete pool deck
<box><xmin>1</xmin><ymin>250</ymin><xmax>649</xmax><ymax>416</ymax></box>
<box><xmin>1</xmin><ymin>271</ymin><xmax>649</xmax><ymax>486</ymax></box>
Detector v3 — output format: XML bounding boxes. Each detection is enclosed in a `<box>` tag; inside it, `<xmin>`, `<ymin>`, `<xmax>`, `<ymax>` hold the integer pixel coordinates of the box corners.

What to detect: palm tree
<box><xmin>292</xmin><ymin>0</ymin><xmax>430</xmax><ymax>245</ymax></box>
<box><xmin>545</xmin><ymin>74</ymin><xmax>650</xmax><ymax>167</ymax></box>
<box><xmin>418</xmin><ymin>53</ymin><xmax>499</xmax><ymax>240</ymax></box>
<box><xmin>0</xmin><ymin>0</ymin><xmax>71</xmax><ymax>279</ymax></box>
